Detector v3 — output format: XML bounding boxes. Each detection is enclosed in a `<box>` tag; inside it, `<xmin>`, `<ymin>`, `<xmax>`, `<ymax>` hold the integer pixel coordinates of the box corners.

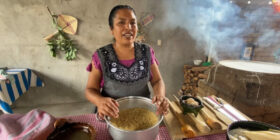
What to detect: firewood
<box><xmin>182</xmin><ymin>85</ymin><xmax>186</xmax><ymax>90</ymax></box>
<box><xmin>184</xmin><ymin>65</ymin><xmax>192</xmax><ymax>69</ymax></box>
<box><xmin>194</xmin><ymin>72</ymin><xmax>199</xmax><ymax>76</ymax></box>
<box><xmin>192</xmin><ymin>77</ymin><xmax>199</xmax><ymax>82</ymax></box>
<box><xmin>180</xmin><ymin>66</ymin><xmax>211</xmax><ymax>100</ymax></box>
<box><xmin>198</xmin><ymin>74</ymin><xmax>208</xmax><ymax>79</ymax></box>
<box><xmin>178</xmin><ymin>89</ymin><xmax>183</xmax><ymax>95</ymax></box>
<box><xmin>193</xmin><ymin>87</ymin><xmax>198</xmax><ymax>93</ymax></box>
<box><xmin>190</xmin><ymin>74</ymin><xmax>194</xmax><ymax>77</ymax></box>
<box><xmin>191</xmin><ymin>67</ymin><xmax>209</xmax><ymax>72</ymax></box>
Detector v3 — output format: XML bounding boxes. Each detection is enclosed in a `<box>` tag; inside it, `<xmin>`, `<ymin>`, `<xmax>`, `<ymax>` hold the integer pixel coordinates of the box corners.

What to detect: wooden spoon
<box><xmin>197</xmin><ymin>96</ymin><xmax>222</xmax><ymax>130</ymax></box>
<box><xmin>202</xmin><ymin>98</ymin><xmax>232</xmax><ymax>126</ymax></box>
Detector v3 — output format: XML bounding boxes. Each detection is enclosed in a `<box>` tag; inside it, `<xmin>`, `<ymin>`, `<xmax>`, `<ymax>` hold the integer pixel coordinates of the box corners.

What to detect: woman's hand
<box><xmin>96</xmin><ymin>97</ymin><xmax>119</xmax><ymax>120</ymax></box>
<box><xmin>152</xmin><ymin>96</ymin><xmax>169</xmax><ymax>115</ymax></box>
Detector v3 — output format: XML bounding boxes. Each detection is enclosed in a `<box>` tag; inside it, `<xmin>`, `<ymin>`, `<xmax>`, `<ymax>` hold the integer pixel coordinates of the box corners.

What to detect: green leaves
<box><xmin>46</xmin><ymin>31</ymin><xmax>78</xmax><ymax>61</ymax></box>
<box><xmin>46</xmin><ymin>14</ymin><xmax>78</xmax><ymax>61</ymax></box>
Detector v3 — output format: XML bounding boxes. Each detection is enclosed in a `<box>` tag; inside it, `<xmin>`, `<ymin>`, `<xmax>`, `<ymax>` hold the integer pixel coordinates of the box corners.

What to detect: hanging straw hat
<box><xmin>44</xmin><ymin>7</ymin><xmax>78</xmax><ymax>41</ymax></box>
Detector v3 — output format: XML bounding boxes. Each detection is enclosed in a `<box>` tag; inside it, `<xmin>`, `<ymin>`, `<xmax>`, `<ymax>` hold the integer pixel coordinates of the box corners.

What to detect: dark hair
<box><xmin>108</xmin><ymin>5</ymin><xmax>136</xmax><ymax>29</ymax></box>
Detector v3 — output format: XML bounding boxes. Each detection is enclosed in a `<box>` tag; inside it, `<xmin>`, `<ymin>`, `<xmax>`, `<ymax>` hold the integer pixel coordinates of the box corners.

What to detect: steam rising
<box><xmin>161</xmin><ymin>0</ymin><xmax>280</xmax><ymax>61</ymax></box>
<box><xmin>245</xmin><ymin>7</ymin><xmax>280</xmax><ymax>47</ymax></box>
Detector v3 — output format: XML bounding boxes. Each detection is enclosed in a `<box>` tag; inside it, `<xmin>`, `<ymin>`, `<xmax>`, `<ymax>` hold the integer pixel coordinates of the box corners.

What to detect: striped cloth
<box><xmin>0</xmin><ymin>69</ymin><xmax>44</xmax><ymax>114</ymax></box>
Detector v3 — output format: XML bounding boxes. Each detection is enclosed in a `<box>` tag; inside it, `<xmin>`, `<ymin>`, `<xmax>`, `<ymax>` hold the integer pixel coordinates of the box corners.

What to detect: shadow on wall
<box><xmin>147</xmin><ymin>26</ymin><xmax>205</xmax><ymax>96</ymax></box>
<box><xmin>77</xmin><ymin>43</ymin><xmax>93</xmax><ymax>61</ymax></box>
<box><xmin>71</xmin><ymin>19</ymin><xmax>95</xmax><ymax>61</ymax></box>
<box><xmin>11</xmin><ymin>70</ymin><xmax>86</xmax><ymax>109</ymax></box>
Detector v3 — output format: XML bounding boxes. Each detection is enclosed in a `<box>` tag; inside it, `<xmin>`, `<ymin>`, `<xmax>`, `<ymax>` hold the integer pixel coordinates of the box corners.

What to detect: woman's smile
<box><xmin>111</xmin><ymin>8</ymin><xmax>138</xmax><ymax>45</ymax></box>
<box><xmin>123</xmin><ymin>32</ymin><xmax>133</xmax><ymax>40</ymax></box>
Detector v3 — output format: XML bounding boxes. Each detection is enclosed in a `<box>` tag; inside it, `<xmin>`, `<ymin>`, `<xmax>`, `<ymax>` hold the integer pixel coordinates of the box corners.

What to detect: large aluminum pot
<box><xmin>104</xmin><ymin>96</ymin><xmax>163</xmax><ymax>140</ymax></box>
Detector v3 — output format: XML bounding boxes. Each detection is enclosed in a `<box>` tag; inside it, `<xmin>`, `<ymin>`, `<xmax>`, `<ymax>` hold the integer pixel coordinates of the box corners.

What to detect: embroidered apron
<box><xmin>97</xmin><ymin>43</ymin><xmax>151</xmax><ymax>99</ymax></box>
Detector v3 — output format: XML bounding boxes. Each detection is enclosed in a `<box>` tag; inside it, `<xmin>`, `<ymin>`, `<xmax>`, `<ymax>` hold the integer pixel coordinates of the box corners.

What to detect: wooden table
<box><xmin>0</xmin><ymin>109</ymin><xmax>231</xmax><ymax>140</ymax></box>
<box><xmin>163</xmin><ymin>96</ymin><xmax>251</xmax><ymax>140</ymax></box>
<box><xmin>66</xmin><ymin>114</ymin><xmax>230</xmax><ymax>140</ymax></box>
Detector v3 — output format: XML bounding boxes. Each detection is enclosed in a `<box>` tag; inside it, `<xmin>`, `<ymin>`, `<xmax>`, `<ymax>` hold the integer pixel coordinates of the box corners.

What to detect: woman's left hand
<box><xmin>152</xmin><ymin>96</ymin><xmax>169</xmax><ymax>115</ymax></box>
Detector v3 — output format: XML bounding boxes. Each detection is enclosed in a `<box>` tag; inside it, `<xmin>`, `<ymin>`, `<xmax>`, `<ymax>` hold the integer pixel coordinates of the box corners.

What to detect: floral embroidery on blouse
<box><xmin>99</xmin><ymin>44</ymin><xmax>149</xmax><ymax>83</ymax></box>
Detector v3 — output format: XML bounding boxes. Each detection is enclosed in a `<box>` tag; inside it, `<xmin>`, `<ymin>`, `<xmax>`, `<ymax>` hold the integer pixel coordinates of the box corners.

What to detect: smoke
<box><xmin>161</xmin><ymin>0</ymin><xmax>280</xmax><ymax>61</ymax></box>
<box><xmin>244</xmin><ymin>7</ymin><xmax>280</xmax><ymax>47</ymax></box>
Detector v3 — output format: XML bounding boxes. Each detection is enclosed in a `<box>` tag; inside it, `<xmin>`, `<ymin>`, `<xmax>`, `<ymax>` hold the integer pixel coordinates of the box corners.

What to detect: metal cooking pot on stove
<box><xmin>103</xmin><ymin>96</ymin><xmax>163</xmax><ymax>140</ymax></box>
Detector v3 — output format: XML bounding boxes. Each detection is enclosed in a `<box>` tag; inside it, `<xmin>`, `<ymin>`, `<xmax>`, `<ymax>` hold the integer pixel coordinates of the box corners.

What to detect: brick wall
<box><xmin>253</xmin><ymin>46</ymin><xmax>279</xmax><ymax>62</ymax></box>
<box><xmin>217</xmin><ymin>32</ymin><xmax>280</xmax><ymax>63</ymax></box>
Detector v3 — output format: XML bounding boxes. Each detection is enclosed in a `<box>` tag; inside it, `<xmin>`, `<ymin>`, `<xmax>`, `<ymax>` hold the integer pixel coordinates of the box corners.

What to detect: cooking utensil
<box><xmin>174</xmin><ymin>95</ymin><xmax>211</xmax><ymax>133</ymax></box>
<box><xmin>204</xmin><ymin>96</ymin><xmax>242</xmax><ymax>122</ymax></box>
<box><xmin>167</xmin><ymin>99</ymin><xmax>196</xmax><ymax>138</ymax></box>
<box><xmin>202</xmin><ymin>98</ymin><xmax>233</xmax><ymax>126</ymax></box>
<box><xmin>104</xmin><ymin>96</ymin><xmax>163</xmax><ymax>140</ymax></box>
<box><xmin>197</xmin><ymin>96</ymin><xmax>222</xmax><ymax>130</ymax></box>
<box><xmin>44</xmin><ymin>7</ymin><xmax>78</xmax><ymax>41</ymax></box>
<box><xmin>215</xmin><ymin>97</ymin><xmax>249</xmax><ymax>121</ymax></box>
<box><xmin>185</xmin><ymin>112</ymin><xmax>211</xmax><ymax>133</ymax></box>
<box><xmin>200</xmin><ymin>109</ymin><xmax>222</xmax><ymax>130</ymax></box>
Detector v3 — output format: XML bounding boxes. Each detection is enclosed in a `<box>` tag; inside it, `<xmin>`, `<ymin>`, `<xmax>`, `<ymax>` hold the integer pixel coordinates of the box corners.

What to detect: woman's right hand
<box><xmin>96</xmin><ymin>97</ymin><xmax>119</xmax><ymax>119</ymax></box>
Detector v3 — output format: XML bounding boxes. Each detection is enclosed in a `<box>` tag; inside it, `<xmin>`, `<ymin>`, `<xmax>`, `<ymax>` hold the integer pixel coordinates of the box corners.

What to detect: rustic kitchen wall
<box><xmin>0</xmin><ymin>0</ymin><xmax>204</xmax><ymax>109</ymax></box>
<box><xmin>217</xmin><ymin>2</ymin><xmax>280</xmax><ymax>63</ymax></box>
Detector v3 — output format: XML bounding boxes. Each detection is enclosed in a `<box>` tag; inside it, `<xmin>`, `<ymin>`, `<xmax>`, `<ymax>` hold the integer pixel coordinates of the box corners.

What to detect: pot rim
<box><xmin>104</xmin><ymin>96</ymin><xmax>164</xmax><ymax>133</ymax></box>
<box><xmin>226</xmin><ymin>120</ymin><xmax>280</xmax><ymax>140</ymax></box>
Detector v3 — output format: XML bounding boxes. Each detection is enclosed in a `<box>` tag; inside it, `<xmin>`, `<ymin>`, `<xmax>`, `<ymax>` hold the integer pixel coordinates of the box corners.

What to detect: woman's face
<box><xmin>111</xmin><ymin>9</ymin><xmax>138</xmax><ymax>46</ymax></box>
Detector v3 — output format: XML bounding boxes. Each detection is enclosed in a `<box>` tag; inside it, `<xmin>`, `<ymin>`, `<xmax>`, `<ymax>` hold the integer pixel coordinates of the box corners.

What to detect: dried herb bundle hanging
<box><xmin>47</xmin><ymin>30</ymin><xmax>77</xmax><ymax>61</ymax></box>
<box><xmin>45</xmin><ymin>8</ymin><xmax>78</xmax><ymax>61</ymax></box>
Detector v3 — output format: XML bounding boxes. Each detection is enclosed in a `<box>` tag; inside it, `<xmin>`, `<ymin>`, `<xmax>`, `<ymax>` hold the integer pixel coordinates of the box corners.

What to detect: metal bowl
<box><xmin>105</xmin><ymin>96</ymin><xmax>163</xmax><ymax>140</ymax></box>
<box><xmin>227</xmin><ymin>120</ymin><xmax>280</xmax><ymax>140</ymax></box>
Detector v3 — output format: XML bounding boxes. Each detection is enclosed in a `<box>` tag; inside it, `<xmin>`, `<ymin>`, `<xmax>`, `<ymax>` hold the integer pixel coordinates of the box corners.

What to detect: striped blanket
<box><xmin>0</xmin><ymin>69</ymin><xmax>44</xmax><ymax>114</ymax></box>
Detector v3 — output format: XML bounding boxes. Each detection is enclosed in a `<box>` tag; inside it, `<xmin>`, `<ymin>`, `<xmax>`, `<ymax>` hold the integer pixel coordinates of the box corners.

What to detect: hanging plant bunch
<box><xmin>44</xmin><ymin>7</ymin><xmax>78</xmax><ymax>61</ymax></box>
<box><xmin>47</xmin><ymin>30</ymin><xmax>77</xmax><ymax>61</ymax></box>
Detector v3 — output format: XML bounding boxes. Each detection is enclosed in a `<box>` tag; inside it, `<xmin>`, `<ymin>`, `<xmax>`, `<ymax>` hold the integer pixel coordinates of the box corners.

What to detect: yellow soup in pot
<box><xmin>110</xmin><ymin>107</ymin><xmax>158</xmax><ymax>131</ymax></box>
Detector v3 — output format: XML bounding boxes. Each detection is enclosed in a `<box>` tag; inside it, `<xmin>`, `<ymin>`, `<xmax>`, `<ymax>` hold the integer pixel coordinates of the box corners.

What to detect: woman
<box><xmin>85</xmin><ymin>5</ymin><xmax>168</xmax><ymax>119</ymax></box>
